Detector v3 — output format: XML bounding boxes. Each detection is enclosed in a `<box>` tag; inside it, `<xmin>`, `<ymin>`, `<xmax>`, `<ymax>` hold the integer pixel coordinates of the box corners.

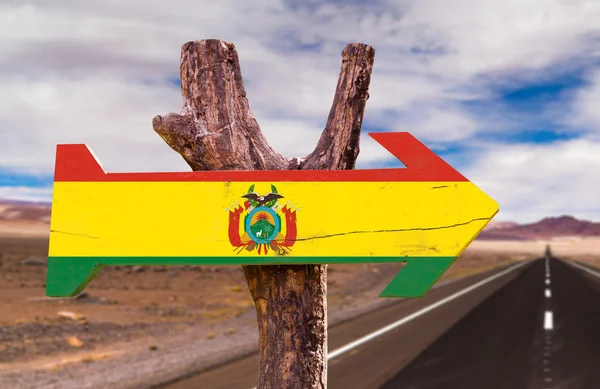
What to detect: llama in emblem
<box><xmin>227</xmin><ymin>184</ymin><xmax>299</xmax><ymax>255</ymax></box>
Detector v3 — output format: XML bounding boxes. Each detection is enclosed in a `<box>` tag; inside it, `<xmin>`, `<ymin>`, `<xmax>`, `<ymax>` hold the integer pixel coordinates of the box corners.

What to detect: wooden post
<box><xmin>152</xmin><ymin>39</ymin><xmax>375</xmax><ymax>389</ymax></box>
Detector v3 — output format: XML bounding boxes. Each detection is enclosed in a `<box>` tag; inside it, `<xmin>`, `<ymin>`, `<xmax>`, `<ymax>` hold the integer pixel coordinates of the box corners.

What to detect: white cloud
<box><xmin>2</xmin><ymin>0</ymin><xmax>600</xmax><ymax>221</ymax></box>
<box><xmin>367</xmin><ymin>103</ymin><xmax>478</xmax><ymax>142</ymax></box>
<box><xmin>398</xmin><ymin>0</ymin><xmax>600</xmax><ymax>78</ymax></box>
<box><xmin>0</xmin><ymin>75</ymin><xmax>187</xmax><ymax>174</ymax></box>
<box><xmin>257</xmin><ymin>117</ymin><xmax>324</xmax><ymax>159</ymax></box>
<box><xmin>463</xmin><ymin>138</ymin><xmax>600</xmax><ymax>223</ymax></box>
<box><xmin>567</xmin><ymin>68</ymin><xmax>600</xmax><ymax>137</ymax></box>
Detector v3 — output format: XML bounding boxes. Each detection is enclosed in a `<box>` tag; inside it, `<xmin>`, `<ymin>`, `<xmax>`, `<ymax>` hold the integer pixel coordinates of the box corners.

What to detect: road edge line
<box><xmin>561</xmin><ymin>259</ymin><xmax>600</xmax><ymax>278</ymax></box>
<box><xmin>327</xmin><ymin>260</ymin><xmax>529</xmax><ymax>360</ymax></box>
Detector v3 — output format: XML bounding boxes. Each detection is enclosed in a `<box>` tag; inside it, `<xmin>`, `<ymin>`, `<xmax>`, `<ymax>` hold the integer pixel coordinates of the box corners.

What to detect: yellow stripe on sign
<box><xmin>49</xmin><ymin>181</ymin><xmax>497</xmax><ymax>258</ymax></box>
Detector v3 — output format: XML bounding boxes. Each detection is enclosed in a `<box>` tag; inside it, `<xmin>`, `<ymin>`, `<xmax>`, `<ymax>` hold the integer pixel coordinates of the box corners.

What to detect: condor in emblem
<box><xmin>227</xmin><ymin>184</ymin><xmax>299</xmax><ymax>255</ymax></box>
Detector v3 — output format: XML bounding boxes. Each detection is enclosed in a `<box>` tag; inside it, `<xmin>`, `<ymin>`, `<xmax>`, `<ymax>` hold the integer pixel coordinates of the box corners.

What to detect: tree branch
<box><xmin>152</xmin><ymin>39</ymin><xmax>290</xmax><ymax>171</ymax></box>
<box><xmin>153</xmin><ymin>39</ymin><xmax>375</xmax><ymax>389</ymax></box>
<box><xmin>301</xmin><ymin>44</ymin><xmax>375</xmax><ymax>170</ymax></box>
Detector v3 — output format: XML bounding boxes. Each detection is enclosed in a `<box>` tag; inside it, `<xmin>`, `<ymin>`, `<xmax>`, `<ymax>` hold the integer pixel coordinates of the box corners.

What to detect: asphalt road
<box><xmin>381</xmin><ymin>257</ymin><xmax>600</xmax><ymax>389</ymax></box>
<box><xmin>159</xmin><ymin>256</ymin><xmax>600</xmax><ymax>389</ymax></box>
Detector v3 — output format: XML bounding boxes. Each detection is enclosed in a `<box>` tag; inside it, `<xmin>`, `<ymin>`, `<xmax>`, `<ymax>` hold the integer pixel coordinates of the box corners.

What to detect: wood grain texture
<box><xmin>152</xmin><ymin>39</ymin><xmax>375</xmax><ymax>389</ymax></box>
<box><xmin>152</xmin><ymin>40</ymin><xmax>289</xmax><ymax>172</ymax></box>
<box><xmin>300</xmin><ymin>44</ymin><xmax>374</xmax><ymax>171</ymax></box>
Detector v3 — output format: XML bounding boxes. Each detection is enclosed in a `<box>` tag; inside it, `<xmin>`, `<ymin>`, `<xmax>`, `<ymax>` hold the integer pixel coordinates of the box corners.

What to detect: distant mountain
<box><xmin>484</xmin><ymin>221</ymin><xmax>520</xmax><ymax>230</ymax></box>
<box><xmin>0</xmin><ymin>199</ymin><xmax>51</xmax><ymax>224</ymax></box>
<box><xmin>479</xmin><ymin>216</ymin><xmax>600</xmax><ymax>240</ymax></box>
<box><xmin>477</xmin><ymin>229</ymin><xmax>529</xmax><ymax>241</ymax></box>
<box><xmin>511</xmin><ymin>216</ymin><xmax>600</xmax><ymax>236</ymax></box>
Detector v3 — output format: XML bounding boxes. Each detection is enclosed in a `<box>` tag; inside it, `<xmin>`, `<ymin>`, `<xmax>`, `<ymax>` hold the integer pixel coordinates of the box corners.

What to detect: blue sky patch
<box><xmin>476</xmin><ymin>129</ymin><xmax>579</xmax><ymax>144</ymax></box>
<box><xmin>497</xmin><ymin>71</ymin><xmax>587</xmax><ymax>113</ymax></box>
<box><xmin>0</xmin><ymin>170</ymin><xmax>53</xmax><ymax>188</ymax></box>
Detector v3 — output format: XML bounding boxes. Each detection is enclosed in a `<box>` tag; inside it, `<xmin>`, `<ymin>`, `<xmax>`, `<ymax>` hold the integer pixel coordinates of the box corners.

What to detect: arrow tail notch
<box><xmin>48</xmin><ymin>145</ymin><xmax>105</xmax><ymax>296</ymax></box>
<box><xmin>54</xmin><ymin>144</ymin><xmax>107</xmax><ymax>182</ymax></box>
<box><xmin>379</xmin><ymin>257</ymin><xmax>456</xmax><ymax>297</ymax></box>
<box><xmin>46</xmin><ymin>257</ymin><xmax>103</xmax><ymax>297</ymax></box>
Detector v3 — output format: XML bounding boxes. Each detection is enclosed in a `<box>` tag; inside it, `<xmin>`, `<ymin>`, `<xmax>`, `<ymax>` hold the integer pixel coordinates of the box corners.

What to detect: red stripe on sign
<box><xmin>53</xmin><ymin>132</ymin><xmax>468</xmax><ymax>182</ymax></box>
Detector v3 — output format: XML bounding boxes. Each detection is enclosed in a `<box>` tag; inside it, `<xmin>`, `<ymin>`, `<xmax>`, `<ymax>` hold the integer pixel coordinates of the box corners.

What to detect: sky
<box><xmin>1</xmin><ymin>0</ymin><xmax>600</xmax><ymax>223</ymax></box>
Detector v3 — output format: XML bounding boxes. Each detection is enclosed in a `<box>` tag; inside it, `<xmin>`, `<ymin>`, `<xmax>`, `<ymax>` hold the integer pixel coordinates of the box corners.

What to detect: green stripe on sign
<box><xmin>46</xmin><ymin>256</ymin><xmax>456</xmax><ymax>298</ymax></box>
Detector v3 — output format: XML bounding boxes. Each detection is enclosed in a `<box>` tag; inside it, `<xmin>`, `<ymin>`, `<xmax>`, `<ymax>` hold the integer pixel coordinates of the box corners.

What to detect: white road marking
<box><xmin>543</xmin><ymin>260</ymin><xmax>554</xmax><ymax>389</ymax></box>
<box><xmin>540</xmin><ymin>258</ymin><xmax>600</xmax><ymax>389</ymax></box>
<box><xmin>248</xmin><ymin>261</ymin><xmax>528</xmax><ymax>389</ymax></box>
<box><xmin>540</xmin><ymin>258</ymin><xmax>594</xmax><ymax>388</ymax></box>
<box><xmin>544</xmin><ymin>311</ymin><xmax>554</xmax><ymax>330</ymax></box>
<box><xmin>327</xmin><ymin>261</ymin><xmax>528</xmax><ymax>361</ymax></box>
<box><xmin>567</xmin><ymin>260</ymin><xmax>600</xmax><ymax>278</ymax></box>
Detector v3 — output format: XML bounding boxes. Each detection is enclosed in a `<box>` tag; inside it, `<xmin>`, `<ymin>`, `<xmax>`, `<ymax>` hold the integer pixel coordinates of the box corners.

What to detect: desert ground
<box><xmin>1</xmin><ymin>228</ymin><xmax>599</xmax><ymax>389</ymax></box>
<box><xmin>468</xmin><ymin>237</ymin><xmax>600</xmax><ymax>265</ymax></box>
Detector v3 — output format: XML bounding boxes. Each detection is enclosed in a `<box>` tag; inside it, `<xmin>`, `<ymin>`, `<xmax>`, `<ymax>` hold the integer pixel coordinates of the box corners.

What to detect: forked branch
<box><xmin>152</xmin><ymin>39</ymin><xmax>375</xmax><ymax>389</ymax></box>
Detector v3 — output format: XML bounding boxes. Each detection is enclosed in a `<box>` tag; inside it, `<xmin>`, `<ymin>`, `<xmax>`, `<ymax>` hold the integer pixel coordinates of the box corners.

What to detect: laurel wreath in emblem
<box><xmin>226</xmin><ymin>184</ymin><xmax>299</xmax><ymax>255</ymax></box>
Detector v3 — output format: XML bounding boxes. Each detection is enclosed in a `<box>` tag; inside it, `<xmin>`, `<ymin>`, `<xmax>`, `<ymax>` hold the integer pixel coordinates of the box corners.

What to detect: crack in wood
<box><xmin>295</xmin><ymin>217</ymin><xmax>490</xmax><ymax>242</ymax></box>
<box><xmin>49</xmin><ymin>230</ymin><xmax>100</xmax><ymax>239</ymax></box>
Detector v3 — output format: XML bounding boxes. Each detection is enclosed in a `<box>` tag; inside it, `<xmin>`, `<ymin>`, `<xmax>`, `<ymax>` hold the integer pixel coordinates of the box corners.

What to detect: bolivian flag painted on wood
<box><xmin>47</xmin><ymin>132</ymin><xmax>498</xmax><ymax>298</ymax></box>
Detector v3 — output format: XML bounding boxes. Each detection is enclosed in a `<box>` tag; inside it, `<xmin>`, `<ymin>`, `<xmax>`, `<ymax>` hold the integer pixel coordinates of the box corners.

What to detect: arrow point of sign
<box><xmin>379</xmin><ymin>257</ymin><xmax>455</xmax><ymax>298</ymax></box>
<box><xmin>46</xmin><ymin>257</ymin><xmax>103</xmax><ymax>297</ymax></box>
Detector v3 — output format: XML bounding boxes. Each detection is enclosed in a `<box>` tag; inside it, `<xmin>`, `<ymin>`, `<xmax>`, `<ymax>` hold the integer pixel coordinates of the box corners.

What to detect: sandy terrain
<box><xmin>0</xmin><ymin>221</ymin><xmax>50</xmax><ymax>237</ymax></box>
<box><xmin>0</xmin><ymin>232</ymin><xmax>535</xmax><ymax>389</ymax></box>
<box><xmin>467</xmin><ymin>237</ymin><xmax>600</xmax><ymax>257</ymax></box>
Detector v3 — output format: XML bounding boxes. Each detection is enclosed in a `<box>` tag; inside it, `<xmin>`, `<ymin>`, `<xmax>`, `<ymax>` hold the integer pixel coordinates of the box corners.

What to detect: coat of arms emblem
<box><xmin>227</xmin><ymin>184</ymin><xmax>298</xmax><ymax>255</ymax></box>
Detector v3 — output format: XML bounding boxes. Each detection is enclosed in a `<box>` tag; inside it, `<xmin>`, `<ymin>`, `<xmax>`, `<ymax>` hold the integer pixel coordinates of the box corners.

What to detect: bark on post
<box><xmin>153</xmin><ymin>39</ymin><xmax>375</xmax><ymax>389</ymax></box>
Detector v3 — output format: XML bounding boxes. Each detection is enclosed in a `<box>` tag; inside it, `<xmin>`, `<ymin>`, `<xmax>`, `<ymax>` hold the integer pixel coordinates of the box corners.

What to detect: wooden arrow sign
<box><xmin>46</xmin><ymin>132</ymin><xmax>498</xmax><ymax>298</ymax></box>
